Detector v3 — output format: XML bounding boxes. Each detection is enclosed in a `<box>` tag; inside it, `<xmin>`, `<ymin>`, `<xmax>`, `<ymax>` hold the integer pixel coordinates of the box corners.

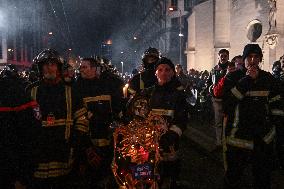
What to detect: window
<box><xmin>184</xmin><ymin>0</ymin><xmax>194</xmax><ymax>10</ymax></box>
<box><xmin>171</xmin><ymin>17</ymin><xmax>179</xmax><ymax>26</ymax></box>
<box><xmin>171</xmin><ymin>0</ymin><xmax>178</xmax><ymax>7</ymax></box>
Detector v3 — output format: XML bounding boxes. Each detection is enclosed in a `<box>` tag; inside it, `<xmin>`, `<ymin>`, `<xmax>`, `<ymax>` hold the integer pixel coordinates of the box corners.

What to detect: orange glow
<box><xmin>106</xmin><ymin>39</ymin><xmax>112</xmax><ymax>45</ymax></box>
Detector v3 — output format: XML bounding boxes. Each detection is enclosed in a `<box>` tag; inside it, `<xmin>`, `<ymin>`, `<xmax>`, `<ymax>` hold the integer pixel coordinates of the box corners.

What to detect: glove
<box><xmin>159</xmin><ymin>130</ymin><xmax>180</xmax><ymax>153</ymax></box>
<box><xmin>86</xmin><ymin>147</ymin><xmax>102</xmax><ymax>168</ymax></box>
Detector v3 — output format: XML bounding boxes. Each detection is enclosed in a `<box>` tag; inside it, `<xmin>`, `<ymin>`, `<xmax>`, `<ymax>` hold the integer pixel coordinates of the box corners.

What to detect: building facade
<box><xmin>121</xmin><ymin>0</ymin><xmax>193</xmax><ymax>70</ymax></box>
<box><xmin>0</xmin><ymin>0</ymin><xmax>72</xmax><ymax>69</ymax></box>
<box><xmin>186</xmin><ymin>0</ymin><xmax>284</xmax><ymax>71</ymax></box>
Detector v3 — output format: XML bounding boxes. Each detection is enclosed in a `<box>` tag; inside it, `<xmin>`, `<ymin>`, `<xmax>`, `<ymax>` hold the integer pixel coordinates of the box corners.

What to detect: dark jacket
<box><xmin>141</xmin><ymin>78</ymin><xmax>188</xmax><ymax>133</ymax></box>
<box><xmin>75</xmin><ymin>77</ymin><xmax>122</xmax><ymax>140</ymax></box>
<box><xmin>0</xmin><ymin>77</ymin><xmax>39</xmax><ymax>185</ymax></box>
<box><xmin>27</xmin><ymin>80</ymin><xmax>89</xmax><ymax>179</ymax></box>
<box><xmin>128</xmin><ymin>68</ymin><xmax>157</xmax><ymax>95</ymax></box>
<box><xmin>223</xmin><ymin>70</ymin><xmax>282</xmax><ymax>150</ymax></box>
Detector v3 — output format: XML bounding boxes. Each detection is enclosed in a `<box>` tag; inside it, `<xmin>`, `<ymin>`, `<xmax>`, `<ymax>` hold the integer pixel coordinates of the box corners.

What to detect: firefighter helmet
<box><xmin>142</xmin><ymin>47</ymin><xmax>160</xmax><ymax>60</ymax></box>
<box><xmin>33</xmin><ymin>49</ymin><xmax>63</xmax><ymax>76</ymax></box>
<box><xmin>142</xmin><ymin>47</ymin><xmax>160</xmax><ymax>69</ymax></box>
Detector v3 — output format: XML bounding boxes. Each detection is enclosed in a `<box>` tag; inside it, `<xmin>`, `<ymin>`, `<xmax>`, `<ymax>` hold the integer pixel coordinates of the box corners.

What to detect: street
<box><xmin>177</xmin><ymin>121</ymin><xmax>284</xmax><ymax>189</ymax></box>
<box><xmin>178</xmin><ymin>135</ymin><xmax>224</xmax><ymax>189</ymax></box>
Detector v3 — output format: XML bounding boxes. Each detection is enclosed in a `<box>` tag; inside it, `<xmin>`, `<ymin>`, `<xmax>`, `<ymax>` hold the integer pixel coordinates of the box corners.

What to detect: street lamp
<box><xmin>121</xmin><ymin>61</ymin><xmax>124</xmax><ymax>75</ymax></box>
<box><xmin>168</xmin><ymin>6</ymin><xmax>183</xmax><ymax>65</ymax></box>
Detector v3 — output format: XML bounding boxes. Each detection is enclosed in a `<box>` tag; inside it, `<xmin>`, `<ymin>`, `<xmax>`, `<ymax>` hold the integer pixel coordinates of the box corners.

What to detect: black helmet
<box><xmin>142</xmin><ymin>47</ymin><xmax>160</xmax><ymax>70</ymax></box>
<box><xmin>33</xmin><ymin>49</ymin><xmax>63</xmax><ymax>76</ymax></box>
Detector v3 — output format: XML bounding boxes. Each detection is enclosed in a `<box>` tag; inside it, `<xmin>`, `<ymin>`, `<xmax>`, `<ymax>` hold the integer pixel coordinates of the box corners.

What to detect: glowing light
<box><xmin>106</xmin><ymin>39</ymin><xmax>112</xmax><ymax>45</ymax></box>
<box><xmin>168</xmin><ymin>7</ymin><xmax>175</xmax><ymax>11</ymax></box>
<box><xmin>48</xmin><ymin>32</ymin><xmax>53</xmax><ymax>35</ymax></box>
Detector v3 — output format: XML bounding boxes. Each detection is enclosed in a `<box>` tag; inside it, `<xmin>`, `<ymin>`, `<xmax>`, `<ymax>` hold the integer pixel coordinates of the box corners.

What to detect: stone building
<box><xmin>186</xmin><ymin>0</ymin><xmax>284</xmax><ymax>72</ymax></box>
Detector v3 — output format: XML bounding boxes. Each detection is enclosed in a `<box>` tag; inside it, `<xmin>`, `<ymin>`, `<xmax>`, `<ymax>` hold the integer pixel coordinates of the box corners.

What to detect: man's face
<box><xmin>155</xmin><ymin>64</ymin><xmax>175</xmax><ymax>85</ymax></box>
<box><xmin>42</xmin><ymin>62</ymin><xmax>59</xmax><ymax>80</ymax></box>
<box><xmin>235</xmin><ymin>57</ymin><xmax>244</xmax><ymax>70</ymax></box>
<box><xmin>79</xmin><ymin>60</ymin><xmax>97</xmax><ymax>79</ymax></box>
<box><xmin>218</xmin><ymin>52</ymin><xmax>229</xmax><ymax>64</ymax></box>
<box><xmin>145</xmin><ymin>55</ymin><xmax>158</xmax><ymax>64</ymax></box>
<box><xmin>245</xmin><ymin>53</ymin><xmax>261</xmax><ymax>69</ymax></box>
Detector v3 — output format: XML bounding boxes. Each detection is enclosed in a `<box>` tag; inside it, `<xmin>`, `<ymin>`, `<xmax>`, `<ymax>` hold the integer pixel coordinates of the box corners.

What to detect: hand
<box><xmin>86</xmin><ymin>147</ymin><xmax>102</xmax><ymax>168</ymax></box>
<box><xmin>159</xmin><ymin>130</ymin><xmax>180</xmax><ymax>153</ymax></box>
<box><xmin>226</xmin><ymin>67</ymin><xmax>236</xmax><ymax>75</ymax></box>
<box><xmin>246</xmin><ymin>66</ymin><xmax>259</xmax><ymax>80</ymax></box>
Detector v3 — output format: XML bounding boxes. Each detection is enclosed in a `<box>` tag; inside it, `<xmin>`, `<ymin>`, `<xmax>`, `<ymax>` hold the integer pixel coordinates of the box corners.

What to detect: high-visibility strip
<box><xmin>91</xmin><ymin>139</ymin><xmax>111</xmax><ymax>147</ymax></box>
<box><xmin>269</xmin><ymin>95</ymin><xmax>281</xmax><ymax>103</ymax></box>
<box><xmin>128</xmin><ymin>87</ymin><xmax>136</xmax><ymax>95</ymax></box>
<box><xmin>170</xmin><ymin>125</ymin><xmax>182</xmax><ymax>136</ymax></box>
<box><xmin>65</xmin><ymin>86</ymin><xmax>72</xmax><ymax>140</ymax></box>
<box><xmin>34</xmin><ymin>168</ymin><xmax>71</xmax><ymax>178</ymax></box>
<box><xmin>231</xmin><ymin>87</ymin><xmax>244</xmax><ymax>100</ymax></box>
<box><xmin>75</xmin><ymin>117</ymin><xmax>89</xmax><ymax>133</ymax></box>
<box><xmin>42</xmin><ymin>119</ymin><xmax>73</xmax><ymax>127</ymax></box>
<box><xmin>34</xmin><ymin>160</ymin><xmax>72</xmax><ymax>178</ymax></box>
<box><xmin>151</xmin><ymin>109</ymin><xmax>174</xmax><ymax>118</ymax></box>
<box><xmin>76</xmin><ymin>124</ymin><xmax>89</xmax><ymax>133</ymax></box>
<box><xmin>74</xmin><ymin>107</ymin><xmax>87</xmax><ymax>119</ymax></box>
<box><xmin>0</xmin><ymin>100</ymin><xmax>38</xmax><ymax>112</ymax></box>
<box><xmin>263</xmin><ymin>127</ymin><xmax>276</xmax><ymax>144</ymax></box>
<box><xmin>271</xmin><ymin>109</ymin><xmax>284</xmax><ymax>116</ymax></box>
<box><xmin>226</xmin><ymin>136</ymin><xmax>254</xmax><ymax>150</ymax></box>
<box><xmin>37</xmin><ymin>161</ymin><xmax>71</xmax><ymax>170</ymax></box>
<box><xmin>139</xmin><ymin>74</ymin><xmax>144</xmax><ymax>90</ymax></box>
<box><xmin>83</xmin><ymin>95</ymin><xmax>111</xmax><ymax>105</ymax></box>
<box><xmin>230</xmin><ymin>128</ymin><xmax>238</xmax><ymax>137</ymax></box>
<box><xmin>31</xmin><ymin>86</ymin><xmax>38</xmax><ymax>101</ymax></box>
<box><xmin>232</xmin><ymin>105</ymin><xmax>239</xmax><ymax>128</ymax></box>
<box><xmin>245</xmin><ymin>91</ymin><xmax>269</xmax><ymax>97</ymax></box>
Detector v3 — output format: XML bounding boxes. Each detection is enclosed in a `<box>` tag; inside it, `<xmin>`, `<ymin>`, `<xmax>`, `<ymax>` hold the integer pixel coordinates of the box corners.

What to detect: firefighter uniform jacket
<box><xmin>27</xmin><ymin>80</ymin><xmax>89</xmax><ymax>179</ymax></box>
<box><xmin>75</xmin><ymin>77</ymin><xmax>122</xmax><ymax>146</ymax></box>
<box><xmin>0</xmin><ymin>77</ymin><xmax>39</xmax><ymax>186</ymax></box>
<box><xmin>141</xmin><ymin>78</ymin><xmax>188</xmax><ymax>136</ymax></box>
<box><xmin>127</xmin><ymin>68</ymin><xmax>157</xmax><ymax>96</ymax></box>
<box><xmin>223</xmin><ymin>70</ymin><xmax>282</xmax><ymax>150</ymax></box>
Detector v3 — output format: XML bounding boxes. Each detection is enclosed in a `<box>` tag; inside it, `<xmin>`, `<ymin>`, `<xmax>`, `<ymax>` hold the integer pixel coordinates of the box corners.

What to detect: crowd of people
<box><xmin>0</xmin><ymin>44</ymin><xmax>283</xmax><ymax>189</ymax></box>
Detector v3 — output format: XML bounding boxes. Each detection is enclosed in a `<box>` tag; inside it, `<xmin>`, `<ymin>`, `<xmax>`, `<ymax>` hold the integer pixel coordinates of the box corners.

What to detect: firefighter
<box><xmin>75</xmin><ymin>57</ymin><xmax>122</xmax><ymax>189</ymax></box>
<box><xmin>125</xmin><ymin>47</ymin><xmax>160</xmax><ymax>97</ymax></box>
<box><xmin>27</xmin><ymin>49</ymin><xmax>89</xmax><ymax>188</ymax></box>
<box><xmin>136</xmin><ymin>57</ymin><xmax>188</xmax><ymax>189</ymax></box>
<box><xmin>223</xmin><ymin>44</ymin><xmax>282</xmax><ymax>189</ymax></box>
<box><xmin>0</xmin><ymin>67</ymin><xmax>39</xmax><ymax>189</ymax></box>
